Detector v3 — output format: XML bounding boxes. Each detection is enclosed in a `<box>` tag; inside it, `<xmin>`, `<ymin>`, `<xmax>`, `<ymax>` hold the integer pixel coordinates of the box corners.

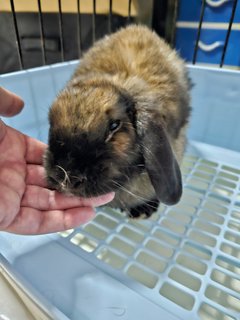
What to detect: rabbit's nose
<box><xmin>71</xmin><ymin>175</ymin><xmax>87</xmax><ymax>188</ymax></box>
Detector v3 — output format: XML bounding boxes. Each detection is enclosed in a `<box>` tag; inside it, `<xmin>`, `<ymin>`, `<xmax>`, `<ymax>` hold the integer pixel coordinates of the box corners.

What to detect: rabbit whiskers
<box><xmin>112</xmin><ymin>180</ymin><xmax>157</xmax><ymax>211</ymax></box>
<box><xmin>56</xmin><ymin>165</ymin><xmax>71</xmax><ymax>188</ymax></box>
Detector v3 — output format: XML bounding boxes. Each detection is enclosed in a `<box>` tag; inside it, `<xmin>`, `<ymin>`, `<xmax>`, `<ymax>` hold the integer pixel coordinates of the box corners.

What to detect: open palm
<box><xmin>0</xmin><ymin>88</ymin><xmax>114</xmax><ymax>235</ymax></box>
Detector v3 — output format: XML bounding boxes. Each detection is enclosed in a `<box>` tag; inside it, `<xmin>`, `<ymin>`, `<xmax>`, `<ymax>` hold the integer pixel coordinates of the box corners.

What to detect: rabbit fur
<box><xmin>44</xmin><ymin>25</ymin><xmax>191</xmax><ymax>218</ymax></box>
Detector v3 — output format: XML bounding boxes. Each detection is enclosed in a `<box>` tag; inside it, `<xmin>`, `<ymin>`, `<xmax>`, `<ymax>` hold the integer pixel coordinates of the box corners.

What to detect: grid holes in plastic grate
<box><xmin>210</xmin><ymin>269</ymin><xmax>240</xmax><ymax>294</ymax></box>
<box><xmin>96</xmin><ymin>248</ymin><xmax>126</xmax><ymax>269</ymax></box>
<box><xmin>126</xmin><ymin>264</ymin><xmax>159</xmax><ymax>288</ymax></box>
<box><xmin>160</xmin><ymin>282</ymin><xmax>195</xmax><ymax>310</ymax></box>
<box><xmin>205</xmin><ymin>285</ymin><xmax>240</xmax><ymax>313</ymax></box>
<box><xmin>198</xmin><ymin>303</ymin><xmax>236</xmax><ymax>320</ymax></box>
<box><xmin>216</xmin><ymin>255</ymin><xmax>240</xmax><ymax>276</ymax></box>
<box><xmin>70</xmin><ymin>232</ymin><xmax>98</xmax><ymax>253</ymax></box>
<box><xmin>58</xmin><ymin>154</ymin><xmax>240</xmax><ymax>318</ymax></box>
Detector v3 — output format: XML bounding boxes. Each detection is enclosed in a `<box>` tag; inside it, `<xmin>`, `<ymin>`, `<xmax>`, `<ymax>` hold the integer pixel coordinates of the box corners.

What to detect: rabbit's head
<box><xmin>44</xmin><ymin>76</ymin><xmax>182</xmax><ymax>205</ymax></box>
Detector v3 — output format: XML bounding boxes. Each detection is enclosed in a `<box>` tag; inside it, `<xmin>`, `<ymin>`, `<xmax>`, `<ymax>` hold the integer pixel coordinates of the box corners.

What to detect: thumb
<box><xmin>0</xmin><ymin>87</ymin><xmax>24</xmax><ymax>117</ymax></box>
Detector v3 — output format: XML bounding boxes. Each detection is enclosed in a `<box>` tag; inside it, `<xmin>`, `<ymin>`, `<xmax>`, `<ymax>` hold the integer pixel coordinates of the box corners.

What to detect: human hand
<box><xmin>0</xmin><ymin>87</ymin><xmax>114</xmax><ymax>235</ymax></box>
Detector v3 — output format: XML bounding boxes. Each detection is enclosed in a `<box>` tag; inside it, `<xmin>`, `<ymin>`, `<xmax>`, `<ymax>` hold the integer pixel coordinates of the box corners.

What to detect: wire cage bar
<box><xmin>1</xmin><ymin>0</ymin><xmax>240</xmax><ymax>73</ymax></box>
<box><xmin>57</xmin><ymin>0</ymin><xmax>65</xmax><ymax>62</ymax></box>
<box><xmin>108</xmin><ymin>0</ymin><xmax>113</xmax><ymax>33</ymax></box>
<box><xmin>37</xmin><ymin>0</ymin><xmax>46</xmax><ymax>65</ymax></box>
<box><xmin>192</xmin><ymin>0</ymin><xmax>206</xmax><ymax>65</ymax></box>
<box><xmin>0</xmin><ymin>0</ymin><xmax>140</xmax><ymax>74</ymax></box>
<box><xmin>220</xmin><ymin>0</ymin><xmax>238</xmax><ymax>67</ymax></box>
<box><xmin>76</xmin><ymin>0</ymin><xmax>82</xmax><ymax>57</ymax></box>
<box><xmin>175</xmin><ymin>0</ymin><xmax>240</xmax><ymax>69</ymax></box>
<box><xmin>9</xmin><ymin>0</ymin><xmax>23</xmax><ymax>70</ymax></box>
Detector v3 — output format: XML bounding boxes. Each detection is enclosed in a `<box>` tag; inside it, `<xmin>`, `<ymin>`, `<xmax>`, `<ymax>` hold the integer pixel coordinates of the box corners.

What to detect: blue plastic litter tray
<box><xmin>0</xmin><ymin>63</ymin><xmax>240</xmax><ymax>320</ymax></box>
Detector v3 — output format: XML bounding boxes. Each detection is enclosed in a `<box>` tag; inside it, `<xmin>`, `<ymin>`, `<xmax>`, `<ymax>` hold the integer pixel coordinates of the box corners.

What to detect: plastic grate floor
<box><xmin>59</xmin><ymin>154</ymin><xmax>240</xmax><ymax>320</ymax></box>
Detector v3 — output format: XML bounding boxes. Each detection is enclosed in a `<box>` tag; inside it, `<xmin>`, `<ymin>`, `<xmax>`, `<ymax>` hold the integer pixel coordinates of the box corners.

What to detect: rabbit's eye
<box><xmin>105</xmin><ymin>120</ymin><xmax>122</xmax><ymax>142</ymax></box>
<box><xmin>109</xmin><ymin>120</ymin><xmax>121</xmax><ymax>132</ymax></box>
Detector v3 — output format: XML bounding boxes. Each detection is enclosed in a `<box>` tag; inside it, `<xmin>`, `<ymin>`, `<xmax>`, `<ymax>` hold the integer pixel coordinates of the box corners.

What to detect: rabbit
<box><xmin>44</xmin><ymin>24</ymin><xmax>191</xmax><ymax>218</ymax></box>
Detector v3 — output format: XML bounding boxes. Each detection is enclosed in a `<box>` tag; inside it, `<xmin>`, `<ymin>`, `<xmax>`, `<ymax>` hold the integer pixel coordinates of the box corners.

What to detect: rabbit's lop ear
<box><xmin>140</xmin><ymin>121</ymin><xmax>182</xmax><ymax>205</ymax></box>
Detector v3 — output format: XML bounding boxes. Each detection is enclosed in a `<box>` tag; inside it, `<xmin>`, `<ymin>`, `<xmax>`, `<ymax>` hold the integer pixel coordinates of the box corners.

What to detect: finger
<box><xmin>26</xmin><ymin>164</ymin><xmax>48</xmax><ymax>188</ymax></box>
<box><xmin>6</xmin><ymin>206</ymin><xmax>95</xmax><ymax>235</ymax></box>
<box><xmin>0</xmin><ymin>87</ymin><xmax>24</xmax><ymax>117</ymax></box>
<box><xmin>25</xmin><ymin>135</ymin><xmax>47</xmax><ymax>164</ymax></box>
<box><xmin>0</xmin><ymin>119</ymin><xmax>7</xmax><ymax>142</ymax></box>
<box><xmin>21</xmin><ymin>185</ymin><xmax>115</xmax><ymax>210</ymax></box>
<box><xmin>0</xmin><ymin>183</ymin><xmax>21</xmax><ymax>229</ymax></box>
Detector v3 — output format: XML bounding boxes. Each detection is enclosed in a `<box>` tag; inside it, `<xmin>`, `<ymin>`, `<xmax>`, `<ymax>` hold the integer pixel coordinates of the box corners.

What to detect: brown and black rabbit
<box><xmin>44</xmin><ymin>25</ymin><xmax>191</xmax><ymax>218</ymax></box>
